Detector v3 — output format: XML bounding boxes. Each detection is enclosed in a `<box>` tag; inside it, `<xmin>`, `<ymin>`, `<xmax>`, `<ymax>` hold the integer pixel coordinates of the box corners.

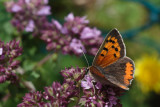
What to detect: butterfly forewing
<box><xmin>92</xmin><ymin>29</ymin><xmax>126</xmax><ymax>68</ymax></box>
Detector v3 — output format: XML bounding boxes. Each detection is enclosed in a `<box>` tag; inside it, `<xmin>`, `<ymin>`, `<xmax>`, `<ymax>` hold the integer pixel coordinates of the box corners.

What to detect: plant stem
<box><xmin>34</xmin><ymin>52</ymin><xmax>58</xmax><ymax>70</ymax></box>
<box><xmin>2</xmin><ymin>92</ymin><xmax>10</xmax><ymax>102</ymax></box>
<box><xmin>76</xmin><ymin>86</ymin><xmax>81</xmax><ymax>106</ymax></box>
<box><xmin>16</xmin><ymin>67</ymin><xmax>36</xmax><ymax>91</ymax></box>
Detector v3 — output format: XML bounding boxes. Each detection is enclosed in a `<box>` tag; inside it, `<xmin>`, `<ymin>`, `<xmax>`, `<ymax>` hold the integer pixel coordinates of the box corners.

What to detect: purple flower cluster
<box><xmin>6</xmin><ymin>0</ymin><xmax>51</xmax><ymax>33</ymax></box>
<box><xmin>41</xmin><ymin>13</ymin><xmax>103</xmax><ymax>55</ymax></box>
<box><xmin>0</xmin><ymin>40</ymin><xmax>22</xmax><ymax>83</ymax></box>
<box><xmin>18</xmin><ymin>91</ymin><xmax>44</xmax><ymax>107</ymax></box>
<box><xmin>44</xmin><ymin>81</ymin><xmax>78</xmax><ymax>107</ymax></box>
<box><xmin>18</xmin><ymin>67</ymin><xmax>85</xmax><ymax>107</ymax></box>
<box><xmin>18</xmin><ymin>67</ymin><xmax>122</xmax><ymax>107</ymax></box>
<box><xmin>6</xmin><ymin>0</ymin><xmax>103</xmax><ymax>56</ymax></box>
<box><xmin>81</xmin><ymin>75</ymin><xmax>122</xmax><ymax>107</ymax></box>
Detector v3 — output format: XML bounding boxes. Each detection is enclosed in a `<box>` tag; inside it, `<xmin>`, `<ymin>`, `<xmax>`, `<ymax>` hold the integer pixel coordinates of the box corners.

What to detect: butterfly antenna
<box><xmin>81</xmin><ymin>48</ymin><xmax>89</xmax><ymax>67</ymax></box>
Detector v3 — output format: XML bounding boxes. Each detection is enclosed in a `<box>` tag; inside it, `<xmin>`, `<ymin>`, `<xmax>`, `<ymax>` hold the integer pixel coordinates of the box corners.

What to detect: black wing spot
<box><xmin>109</xmin><ymin>39</ymin><xmax>115</xmax><ymax>43</ymax></box>
<box><xmin>112</xmin><ymin>41</ymin><xmax>115</xmax><ymax>43</ymax></box>
<box><xmin>101</xmin><ymin>54</ymin><xmax>104</xmax><ymax>56</ymax></box>
<box><xmin>112</xmin><ymin>45</ymin><xmax>115</xmax><ymax>48</ymax></box>
<box><xmin>109</xmin><ymin>40</ymin><xmax>113</xmax><ymax>42</ymax></box>
<box><xmin>103</xmin><ymin>47</ymin><xmax>108</xmax><ymax>52</ymax></box>
<box><xmin>115</xmin><ymin>48</ymin><xmax>118</xmax><ymax>51</ymax></box>
<box><xmin>114</xmin><ymin>54</ymin><xmax>117</xmax><ymax>58</ymax></box>
<box><xmin>106</xmin><ymin>40</ymin><xmax>109</xmax><ymax>42</ymax></box>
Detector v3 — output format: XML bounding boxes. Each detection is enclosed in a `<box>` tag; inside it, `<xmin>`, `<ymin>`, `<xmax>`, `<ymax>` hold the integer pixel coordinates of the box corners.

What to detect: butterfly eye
<box><xmin>92</xmin><ymin>81</ymin><xmax>97</xmax><ymax>85</ymax></box>
<box><xmin>85</xmin><ymin>68</ymin><xmax>89</xmax><ymax>72</ymax></box>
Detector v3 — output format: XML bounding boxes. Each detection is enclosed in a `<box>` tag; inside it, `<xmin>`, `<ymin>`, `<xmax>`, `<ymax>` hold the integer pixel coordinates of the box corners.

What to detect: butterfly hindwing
<box><xmin>93</xmin><ymin>28</ymin><xmax>126</xmax><ymax>68</ymax></box>
<box><xmin>101</xmin><ymin>57</ymin><xmax>135</xmax><ymax>90</ymax></box>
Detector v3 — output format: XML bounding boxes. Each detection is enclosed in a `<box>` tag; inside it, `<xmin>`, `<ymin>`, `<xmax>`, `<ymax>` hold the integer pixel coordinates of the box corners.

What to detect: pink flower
<box><xmin>81</xmin><ymin>75</ymin><xmax>93</xmax><ymax>89</ymax></box>
<box><xmin>11</xmin><ymin>4</ymin><xmax>22</xmax><ymax>12</ymax></box>
<box><xmin>65</xmin><ymin>13</ymin><xmax>74</xmax><ymax>21</ymax></box>
<box><xmin>65</xmin><ymin>13</ymin><xmax>89</xmax><ymax>24</ymax></box>
<box><xmin>80</xmin><ymin>27</ymin><xmax>101</xmax><ymax>39</ymax></box>
<box><xmin>69</xmin><ymin>38</ymin><xmax>85</xmax><ymax>55</ymax></box>
<box><xmin>37</xmin><ymin>6</ymin><xmax>51</xmax><ymax>15</ymax></box>
<box><xmin>25</xmin><ymin>0</ymin><xmax>31</xmax><ymax>4</ymax></box>
<box><xmin>25</xmin><ymin>20</ymin><xmax>35</xmax><ymax>32</ymax></box>
<box><xmin>79</xmin><ymin>16</ymin><xmax>89</xmax><ymax>24</ymax></box>
<box><xmin>52</xmin><ymin>19</ymin><xmax>62</xmax><ymax>31</ymax></box>
<box><xmin>0</xmin><ymin>48</ymin><xmax>2</xmax><ymax>55</ymax></box>
<box><xmin>0</xmin><ymin>75</ymin><xmax>7</xmax><ymax>83</ymax></box>
<box><xmin>43</xmin><ymin>0</ymin><xmax>48</xmax><ymax>4</ymax></box>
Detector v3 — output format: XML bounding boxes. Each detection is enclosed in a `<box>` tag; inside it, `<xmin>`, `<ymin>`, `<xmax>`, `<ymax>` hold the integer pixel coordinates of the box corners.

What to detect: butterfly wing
<box><xmin>90</xmin><ymin>28</ymin><xmax>135</xmax><ymax>90</ymax></box>
<box><xmin>92</xmin><ymin>28</ymin><xmax>126</xmax><ymax>68</ymax></box>
<box><xmin>102</xmin><ymin>57</ymin><xmax>135</xmax><ymax>90</ymax></box>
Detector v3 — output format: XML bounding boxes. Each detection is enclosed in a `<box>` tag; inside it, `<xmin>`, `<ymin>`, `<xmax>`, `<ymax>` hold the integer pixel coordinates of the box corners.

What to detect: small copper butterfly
<box><xmin>89</xmin><ymin>28</ymin><xmax>135</xmax><ymax>90</ymax></box>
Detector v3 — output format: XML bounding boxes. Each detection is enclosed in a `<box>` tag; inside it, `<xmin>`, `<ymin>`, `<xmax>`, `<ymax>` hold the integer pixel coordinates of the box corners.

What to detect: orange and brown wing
<box><xmin>103</xmin><ymin>57</ymin><xmax>135</xmax><ymax>90</ymax></box>
<box><xmin>93</xmin><ymin>28</ymin><xmax>126</xmax><ymax>68</ymax></box>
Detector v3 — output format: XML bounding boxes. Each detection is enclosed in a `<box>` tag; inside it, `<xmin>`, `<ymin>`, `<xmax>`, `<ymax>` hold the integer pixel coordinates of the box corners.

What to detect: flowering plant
<box><xmin>0</xmin><ymin>40</ymin><xmax>22</xmax><ymax>83</ymax></box>
<box><xmin>18</xmin><ymin>68</ymin><xmax>122</xmax><ymax>107</ymax></box>
<box><xmin>0</xmin><ymin>0</ymin><xmax>131</xmax><ymax>107</ymax></box>
<box><xmin>6</xmin><ymin>0</ymin><xmax>103</xmax><ymax>56</ymax></box>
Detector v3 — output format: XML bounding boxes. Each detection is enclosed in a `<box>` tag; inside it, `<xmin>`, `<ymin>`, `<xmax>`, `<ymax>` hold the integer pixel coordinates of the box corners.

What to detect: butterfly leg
<box><xmin>92</xmin><ymin>80</ymin><xmax>97</xmax><ymax>94</ymax></box>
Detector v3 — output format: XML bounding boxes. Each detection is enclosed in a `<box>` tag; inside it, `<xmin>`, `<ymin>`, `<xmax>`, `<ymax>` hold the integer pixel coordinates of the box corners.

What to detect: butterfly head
<box><xmin>84</xmin><ymin>67</ymin><xmax>90</xmax><ymax>75</ymax></box>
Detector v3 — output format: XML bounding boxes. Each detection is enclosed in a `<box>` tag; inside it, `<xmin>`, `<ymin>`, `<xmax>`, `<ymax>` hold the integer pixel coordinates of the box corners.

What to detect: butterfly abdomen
<box><xmin>89</xmin><ymin>66</ymin><xmax>105</xmax><ymax>78</ymax></box>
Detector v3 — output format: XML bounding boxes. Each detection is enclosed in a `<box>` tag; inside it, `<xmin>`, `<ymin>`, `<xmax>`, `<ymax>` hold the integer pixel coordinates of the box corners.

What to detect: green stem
<box><xmin>16</xmin><ymin>67</ymin><xmax>36</xmax><ymax>91</ymax></box>
<box><xmin>34</xmin><ymin>52</ymin><xmax>58</xmax><ymax>70</ymax></box>
<box><xmin>76</xmin><ymin>86</ymin><xmax>81</xmax><ymax>106</ymax></box>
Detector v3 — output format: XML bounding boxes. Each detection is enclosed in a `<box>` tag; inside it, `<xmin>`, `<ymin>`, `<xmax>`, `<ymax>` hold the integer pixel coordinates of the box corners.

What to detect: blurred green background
<box><xmin>1</xmin><ymin>0</ymin><xmax>160</xmax><ymax>107</ymax></box>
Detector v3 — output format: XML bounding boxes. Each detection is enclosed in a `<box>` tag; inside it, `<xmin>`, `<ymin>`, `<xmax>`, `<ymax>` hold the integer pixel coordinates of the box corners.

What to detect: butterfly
<box><xmin>89</xmin><ymin>28</ymin><xmax>135</xmax><ymax>90</ymax></box>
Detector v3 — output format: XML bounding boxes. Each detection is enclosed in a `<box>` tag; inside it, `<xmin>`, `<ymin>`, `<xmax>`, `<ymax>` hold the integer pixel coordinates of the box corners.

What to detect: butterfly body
<box><xmin>89</xmin><ymin>29</ymin><xmax>135</xmax><ymax>90</ymax></box>
<box><xmin>89</xmin><ymin>66</ymin><xmax>115</xmax><ymax>86</ymax></box>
